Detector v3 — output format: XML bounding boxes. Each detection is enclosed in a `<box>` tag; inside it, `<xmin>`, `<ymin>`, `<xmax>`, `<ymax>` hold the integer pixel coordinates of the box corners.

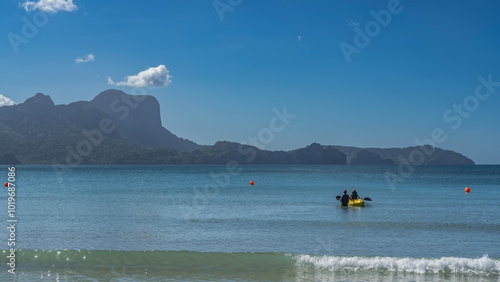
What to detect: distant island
<box><xmin>0</xmin><ymin>90</ymin><xmax>475</xmax><ymax>165</ymax></box>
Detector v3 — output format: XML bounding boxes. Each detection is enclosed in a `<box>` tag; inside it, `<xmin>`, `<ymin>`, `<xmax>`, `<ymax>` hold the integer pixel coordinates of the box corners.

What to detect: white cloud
<box><xmin>0</xmin><ymin>95</ymin><xmax>15</xmax><ymax>107</ymax></box>
<box><xmin>75</xmin><ymin>54</ymin><xmax>95</xmax><ymax>64</ymax></box>
<box><xmin>108</xmin><ymin>65</ymin><xmax>172</xmax><ymax>88</ymax></box>
<box><xmin>298</xmin><ymin>35</ymin><xmax>302</xmax><ymax>42</ymax></box>
<box><xmin>21</xmin><ymin>0</ymin><xmax>78</xmax><ymax>13</ymax></box>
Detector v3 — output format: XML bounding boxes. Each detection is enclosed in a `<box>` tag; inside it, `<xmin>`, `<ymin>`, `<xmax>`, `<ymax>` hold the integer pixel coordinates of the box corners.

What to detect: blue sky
<box><xmin>1</xmin><ymin>0</ymin><xmax>499</xmax><ymax>164</ymax></box>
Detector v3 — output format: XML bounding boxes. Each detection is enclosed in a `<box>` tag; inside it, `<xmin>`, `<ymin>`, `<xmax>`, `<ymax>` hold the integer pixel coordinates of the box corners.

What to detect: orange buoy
<box><xmin>465</xmin><ymin>187</ymin><xmax>471</xmax><ymax>193</ymax></box>
<box><xmin>249</xmin><ymin>181</ymin><xmax>254</xmax><ymax>186</ymax></box>
<box><xmin>4</xmin><ymin>182</ymin><xmax>7</xmax><ymax>187</ymax></box>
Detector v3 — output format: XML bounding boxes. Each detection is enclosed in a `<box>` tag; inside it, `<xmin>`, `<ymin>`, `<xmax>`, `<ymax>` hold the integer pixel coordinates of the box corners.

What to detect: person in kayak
<box><xmin>350</xmin><ymin>189</ymin><xmax>360</xmax><ymax>200</ymax></box>
<box><xmin>339</xmin><ymin>190</ymin><xmax>351</xmax><ymax>206</ymax></box>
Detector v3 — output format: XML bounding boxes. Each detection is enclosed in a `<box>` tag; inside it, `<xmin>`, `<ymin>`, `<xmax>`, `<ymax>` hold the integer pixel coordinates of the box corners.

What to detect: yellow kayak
<box><xmin>348</xmin><ymin>199</ymin><xmax>365</xmax><ymax>207</ymax></box>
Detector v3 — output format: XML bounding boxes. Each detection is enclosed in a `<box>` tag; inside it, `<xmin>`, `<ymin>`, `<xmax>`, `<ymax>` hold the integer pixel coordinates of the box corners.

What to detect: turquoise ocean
<box><xmin>1</xmin><ymin>165</ymin><xmax>499</xmax><ymax>281</ymax></box>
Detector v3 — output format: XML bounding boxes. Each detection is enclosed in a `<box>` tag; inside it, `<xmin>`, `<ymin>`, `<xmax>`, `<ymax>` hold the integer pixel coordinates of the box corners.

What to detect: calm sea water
<box><xmin>1</xmin><ymin>165</ymin><xmax>499</xmax><ymax>281</ymax></box>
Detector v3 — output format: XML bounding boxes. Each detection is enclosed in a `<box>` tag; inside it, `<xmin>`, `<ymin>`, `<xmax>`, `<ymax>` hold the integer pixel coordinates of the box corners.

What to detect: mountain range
<box><xmin>0</xmin><ymin>90</ymin><xmax>475</xmax><ymax>165</ymax></box>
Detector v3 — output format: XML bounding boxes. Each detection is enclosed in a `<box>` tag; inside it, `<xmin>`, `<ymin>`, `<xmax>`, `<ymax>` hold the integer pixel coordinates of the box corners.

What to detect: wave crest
<box><xmin>297</xmin><ymin>255</ymin><xmax>500</xmax><ymax>274</ymax></box>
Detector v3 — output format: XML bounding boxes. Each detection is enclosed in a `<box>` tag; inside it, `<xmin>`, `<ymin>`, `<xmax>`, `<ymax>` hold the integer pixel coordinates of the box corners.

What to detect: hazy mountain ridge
<box><xmin>332</xmin><ymin>146</ymin><xmax>475</xmax><ymax>165</ymax></box>
<box><xmin>0</xmin><ymin>90</ymin><xmax>475</xmax><ymax>165</ymax></box>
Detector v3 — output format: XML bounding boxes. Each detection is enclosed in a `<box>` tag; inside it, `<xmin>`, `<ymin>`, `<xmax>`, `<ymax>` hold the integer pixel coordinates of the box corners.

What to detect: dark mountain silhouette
<box><xmin>90</xmin><ymin>89</ymin><xmax>199</xmax><ymax>152</ymax></box>
<box><xmin>0</xmin><ymin>90</ymin><xmax>475</xmax><ymax>165</ymax></box>
<box><xmin>0</xmin><ymin>93</ymin><xmax>155</xmax><ymax>164</ymax></box>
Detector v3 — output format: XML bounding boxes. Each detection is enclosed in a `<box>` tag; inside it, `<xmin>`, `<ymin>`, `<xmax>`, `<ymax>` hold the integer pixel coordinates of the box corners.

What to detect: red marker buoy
<box><xmin>249</xmin><ymin>181</ymin><xmax>254</xmax><ymax>186</ymax></box>
<box><xmin>465</xmin><ymin>187</ymin><xmax>471</xmax><ymax>193</ymax></box>
<box><xmin>4</xmin><ymin>182</ymin><xmax>8</xmax><ymax>187</ymax></box>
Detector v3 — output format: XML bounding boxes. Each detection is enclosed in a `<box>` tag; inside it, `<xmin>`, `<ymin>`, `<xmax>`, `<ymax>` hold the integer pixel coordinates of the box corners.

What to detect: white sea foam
<box><xmin>296</xmin><ymin>255</ymin><xmax>500</xmax><ymax>274</ymax></box>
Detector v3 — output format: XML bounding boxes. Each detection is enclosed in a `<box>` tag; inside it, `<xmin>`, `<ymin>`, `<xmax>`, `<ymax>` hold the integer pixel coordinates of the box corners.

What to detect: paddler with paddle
<box><xmin>339</xmin><ymin>190</ymin><xmax>351</xmax><ymax>206</ymax></box>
